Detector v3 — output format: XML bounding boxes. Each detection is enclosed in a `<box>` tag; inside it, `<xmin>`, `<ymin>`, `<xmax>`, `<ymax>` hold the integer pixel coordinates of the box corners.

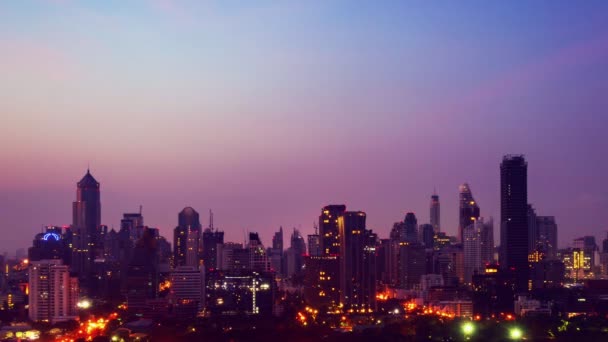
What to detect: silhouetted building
<box><xmin>303</xmin><ymin>255</ymin><xmax>339</xmax><ymax>308</ymax></box>
<box><xmin>531</xmin><ymin>259</ymin><xmax>565</xmax><ymax>289</ymax></box>
<box><xmin>430</xmin><ymin>192</ymin><xmax>441</xmax><ymax>233</ymax></box>
<box><xmin>308</xmin><ymin>233</ymin><xmax>321</xmax><ymax>257</ymax></box>
<box><xmin>28</xmin><ymin>227</ymin><xmax>67</xmax><ymax>263</ymax></box>
<box><xmin>537</xmin><ymin>216</ymin><xmax>558</xmax><ymax>260</ymax></box>
<box><xmin>459</xmin><ymin>183</ymin><xmax>480</xmax><ymax>242</ymax></box>
<box><xmin>170</xmin><ymin>266</ymin><xmax>205</xmax><ymax>319</ymax></box>
<box><xmin>202</xmin><ymin>227</ymin><xmax>223</xmax><ymax>272</ymax></box>
<box><xmin>121</xmin><ymin>212</ymin><xmax>144</xmax><ymax>242</ymax></box>
<box><xmin>216</xmin><ymin>242</ymin><xmax>243</xmax><ymax>271</ymax></box>
<box><xmin>127</xmin><ymin>228</ymin><xmax>159</xmax><ymax>316</ymax></box>
<box><xmin>420</xmin><ymin>224</ymin><xmax>435</xmax><ymax>248</ymax></box>
<box><xmin>472</xmin><ymin>264</ymin><xmax>515</xmax><ymax>317</ymax></box>
<box><xmin>403</xmin><ymin>213</ymin><xmax>418</xmax><ymax>243</ymax></box>
<box><xmin>248</xmin><ymin>233</ymin><xmax>269</xmax><ymax>272</ymax></box>
<box><xmin>500</xmin><ymin>155</ymin><xmax>529</xmax><ymax>292</ymax></box>
<box><xmin>339</xmin><ymin>211</ymin><xmax>376</xmax><ymax>310</ymax></box>
<box><xmin>174</xmin><ymin>207</ymin><xmax>202</xmax><ymax>268</ymax></box>
<box><xmin>71</xmin><ymin>169</ymin><xmax>103</xmax><ymax>292</ymax></box>
<box><xmin>319</xmin><ymin>205</ymin><xmax>346</xmax><ymax>256</ymax></box>
<box><xmin>399</xmin><ymin>243</ymin><xmax>426</xmax><ymax>289</ymax></box>
<box><xmin>270</xmin><ymin>227</ymin><xmax>284</xmax><ymax>275</ymax></box>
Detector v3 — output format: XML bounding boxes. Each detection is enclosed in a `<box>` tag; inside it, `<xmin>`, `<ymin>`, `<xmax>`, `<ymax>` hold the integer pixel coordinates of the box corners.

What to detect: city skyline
<box><xmin>2</xmin><ymin>1</ymin><xmax>608</xmax><ymax>253</ymax></box>
<box><xmin>2</xmin><ymin>158</ymin><xmax>604</xmax><ymax>255</ymax></box>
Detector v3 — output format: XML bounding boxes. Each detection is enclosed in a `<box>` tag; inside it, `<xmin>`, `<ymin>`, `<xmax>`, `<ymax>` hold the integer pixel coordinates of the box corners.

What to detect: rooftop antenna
<box><xmin>314</xmin><ymin>221</ymin><xmax>318</xmax><ymax>235</ymax></box>
<box><xmin>139</xmin><ymin>205</ymin><xmax>143</xmax><ymax>215</ymax></box>
<box><xmin>87</xmin><ymin>161</ymin><xmax>90</xmax><ymax>173</ymax></box>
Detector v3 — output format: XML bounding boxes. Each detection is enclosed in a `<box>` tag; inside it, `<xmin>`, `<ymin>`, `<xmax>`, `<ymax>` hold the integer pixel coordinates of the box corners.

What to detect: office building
<box><xmin>500</xmin><ymin>155</ymin><xmax>529</xmax><ymax>291</ymax></box>
<box><xmin>71</xmin><ymin>169</ymin><xmax>103</xmax><ymax>289</ymax></box>
<box><xmin>459</xmin><ymin>183</ymin><xmax>480</xmax><ymax>242</ymax></box>
<box><xmin>319</xmin><ymin>205</ymin><xmax>346</xmax><ymax>256</ymax></box>
<box><xmin>174</xmin><ymin>207</ymin><xmax>202</xmax><ymax>268</ymax></box>
<box><xmin>339</xmin><ymin>211</ymin><xmax>377</xmax><ymax>310</ymax></box>
<box><xmin>430</xmin><ymin>192</ymin><xmax>441</xmax><ymax>233</ymax></box>
<box><xmin>170</xmin><ymin>266</ymin><xmax>205</xmax><ymax>319</ymax></box>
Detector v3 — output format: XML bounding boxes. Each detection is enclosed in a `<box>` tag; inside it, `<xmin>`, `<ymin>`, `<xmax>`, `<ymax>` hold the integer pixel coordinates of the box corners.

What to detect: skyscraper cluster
<box><xmin>28</xmin><ymin>154</ymin><xmax>608</xmax><ymax>325</ymax></box>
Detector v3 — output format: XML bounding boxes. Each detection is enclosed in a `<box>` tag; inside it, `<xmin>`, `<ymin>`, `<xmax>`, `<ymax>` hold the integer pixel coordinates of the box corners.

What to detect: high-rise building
<box><xmin>308</xmin><ymin>233</ymin><xmax>321</xmax><ymax>257</ymax></box>
<box><xmin>573</xmin><ymin>236</ymin><xmax>598</xmax><ymax>268</ymax></box>
<box><xmin>71</xmin><ymin>169</ymin><xmax>102</xmax><ymax>286</ymax></box>
<box><xmin>527</xmin><ymin>205</ymin><xmax>538</xmax><ymax>253</ymax></box>
<box><xmin>463</xmin><ymin>218</ymin><xmax>494</xmax><ymax>285</ymax></box>
<box><xmin>269</xmin><ymin>227</ymin><xmax>284</xmax><ymax>275</ymax></box>
<box><xmin>202</xmin><ymin>212</ymin><xmax>224</xmax><ymax>271</ymax></box>
<box><xmin>170</xmin><ymin>266</ymin><xmax>205</xmax><ymax>319</ymax></box>
<box><xmin>403</xmin><ymin>212</ymin><xmax>418</xmax><ymax>243</ymax></box>
<box><xmin>29</xmin><ymin>259</ymin><xmax>79</xmax><ymax>323</ymax></box>
<box><xmin>536</xmin><ymin>216</ymin><xmax>558</xmax><ymax>260</ymax></box>
<box><xmin>272</xmin><ymin>227</ymin><xmax>283</xmax><ymax>252</ymax></box>
<box><xmin>430</xmin><ymin>192</ymin><xmax>441</xmax><ymax>233</ymax></box>
<box><xmin>248</xmin><ymin>233</ymin><xmax>269</xmax><ymax>272</ymax></box>
<box><xmin>303</xmin><ymin>255</ymin><xmax>339</xmax><ymax>308</ymax></box>
<box><xmin>319</xmin><ymin>205</ymin><xmax>346</xmax><ymax>256</ymax></box>
<box><xmin>289</xmin><ymin>228</ymin><xmax>306</xmax><ymax>274</ymax></box>
<box><xmin>338</xmin><ymin>211</ymin><xmax>377</xmax><ymax>310</ymax></box>
<box><xmin>398</xmin><ymin>243</ymin><xmax>426</xmax><ymax>289</ymax></box>
<box><xmin>420</xmin><ymin>224</ymin><xmax>435</xmax><ymax>248</ymax></box>
<box><xmin>28</xmin><ymin>227</ymin><xmax>67</xmax><ymax>263</ymax></box>
<box><xmin>121</xmin><ymin>212</ymin><xmax>144</xmax><ymax>242</ymax></box>
<box><xmin>500</xmin><ymin>155</ymin><xmax>529</xmax><ymax>291</ymax></box>
<box><xmin>216</xmin><ymin>242</ymin><xmax>243</xmax><ymax>271</ymax></box>
<box><xmin>127</xmin><ymin>228</ymin><xmax>159</xmax><ymax>316</ymax></box>
<box><xmin>173</xmin><ymin>207</ymin><xmax>202</xmax><ymax>268</ymax></box>
<box><xmin>459</xmin><ymin>183</ymin><xmax>480</xmax><ymax>242</ymax></box>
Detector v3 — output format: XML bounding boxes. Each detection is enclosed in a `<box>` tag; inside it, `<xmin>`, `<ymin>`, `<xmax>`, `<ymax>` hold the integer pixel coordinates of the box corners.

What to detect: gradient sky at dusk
<box><xmin>1</xmin><ymin>1</ymin><xmax>608</xmax><ymax>254</ymax></box>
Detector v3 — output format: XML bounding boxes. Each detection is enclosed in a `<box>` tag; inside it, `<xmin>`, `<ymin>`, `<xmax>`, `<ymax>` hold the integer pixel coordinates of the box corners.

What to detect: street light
<box><xmin>461</xmin><ymin>321</ymin><xmax>475</xmax><ymax>338</ymax></box>
<box><xmin>509</xmin><ymin>327</ymin><xmax>523</xmax><ymax>340</ymax></box>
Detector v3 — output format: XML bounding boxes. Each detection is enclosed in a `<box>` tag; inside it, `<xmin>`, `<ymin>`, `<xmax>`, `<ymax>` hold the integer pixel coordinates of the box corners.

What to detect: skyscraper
<box><xmin>500</xmin><ymin>155</ymin><xmax>529</xmax><ymax>291</ymax></box>
<box><xmin>430</xmin><ymin>192</ymin><xmax>441</xmax><ymax>233</ymax></box>
<box><xmin>248</xmin><ymin>232</ymin><xmax>269</xmax><ymax>272</ymax></box>
<box><xmin>174</xmin><ymin>207</ymin><xmax>202</xmax><ymax>268</ymax></box>
<box><xmin>536</xmin><ymin>216</ymin><xmax>558</xmax><ymax>260</ymax></box>
<box><xmin>459</xmin><ymin>183</ymin><xmax>480</xmax><ymax>242</ymax></box>
<box><xmin>202</xmin><ymin>211</ymin><xmax>224</xmax><ymax>271</ymax></box>
<box><xmin>71</xmin><ymin>169</ymin><xmax>102</xmax><ymax>291</ymax></box>
<box><xmin>420</xmin><ymin>224</ymin><xmax>435</xmax><ymax>248</ymax></box>
<box><xmin>463</xmin><ymin>217</ymin><xmax>494</xmax><ymax>285</ymax></box>
<box><xmin>121</xmin><ymin>212</ymin><xmax>144</xmax><ymax>242</ymax></box>
<box><xmin>339</xmin><ymin>211</ymin><xmax>376</xmax><ymax>310</ymax></box>
<box><xmin>319</xmin><ymin>205</ymin><xmax>346</xmax><ymax>256</ymax></box>
<box><xmin>403</xmin><ymin>212</ymin><xmax>418</xmax><ymax>243</ymax></box>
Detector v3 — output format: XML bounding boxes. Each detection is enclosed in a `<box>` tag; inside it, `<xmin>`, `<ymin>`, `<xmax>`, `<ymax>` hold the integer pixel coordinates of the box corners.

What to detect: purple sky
<box><xmin>1</xmin><ymin>1</ymin><xmax>608</xmax><ymax>254</ymax></box>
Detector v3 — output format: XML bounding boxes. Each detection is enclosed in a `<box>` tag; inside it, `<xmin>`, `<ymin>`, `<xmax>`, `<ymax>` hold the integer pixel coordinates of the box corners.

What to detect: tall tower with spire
<box><xmin>71</xmin><ymin>169</ymin><xmax>102</xmax><ymax>287</ymax></box>
<box><xmin>430</xmin><ymin>190</ymin><xmax>440</xmax><ymax>233</ymax></box>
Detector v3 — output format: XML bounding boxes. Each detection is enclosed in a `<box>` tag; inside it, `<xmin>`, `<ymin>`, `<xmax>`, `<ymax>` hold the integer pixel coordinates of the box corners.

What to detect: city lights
<box><xmin>509</xmin><ymin>327</ymin><xmax>524</xmax><ymax>340</ymax></box>
<box><xmin>461</xmin><ymin>322</ymin><xmax>475</xmax><ymax>336</ymax></box>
